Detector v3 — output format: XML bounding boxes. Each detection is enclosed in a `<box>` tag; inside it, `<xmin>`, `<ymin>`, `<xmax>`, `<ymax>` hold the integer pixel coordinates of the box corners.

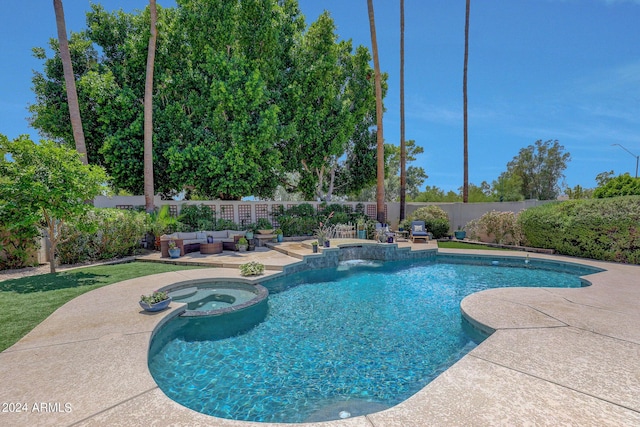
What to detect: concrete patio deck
<box><xmin>0</xmin><ymin>241</ymin><xmax>638</xmax><ymax>426</ymax></box>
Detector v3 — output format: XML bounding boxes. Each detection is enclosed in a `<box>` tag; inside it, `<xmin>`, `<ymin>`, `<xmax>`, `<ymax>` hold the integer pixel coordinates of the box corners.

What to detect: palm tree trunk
<box><xmin>367</xmin><ymin>0</ymin><xmax>385</xmax><ymax>223</ymax></box>
<box><xmin>144</xmin><ymin>0</ymin><xmax>157</xmax><ymax>213</ymax></box>
<box><xmin>399</xmin><ymin>0</ymin><xmax>406</xmax><ymax>220</ymax></box>
<box><xmin>463</xmin><ymin>0</ymin><xmax>470</xmax><ymax>203</ymax></box>
<box><xmin>53</xmin><ymin>0</ymin><xmax>87</xmax><ymax>165</ymax></box>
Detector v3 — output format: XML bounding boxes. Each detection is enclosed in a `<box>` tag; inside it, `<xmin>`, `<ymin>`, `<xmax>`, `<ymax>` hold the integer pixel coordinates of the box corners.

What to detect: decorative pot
<box><xmin>387</xmin><ymin>236</ymin><xmax>394</xmax><ymax>243</ymax></box>
<box><xmin>139</xmin><ymin>297</ymin><xmax>172</xmax><ymax>312</ymax></box>
<box><xmin>245</xmin><ymin>231</ymin><xmax>254</xmax><ymax>240</ymax></box>
<box><xmin>357</xmin><ymin>230</ymin><xmax>367</xmax><ymax>239</ymax></box>
<box><xmin>454</xmin><ymin>230</ymin><xmax>466</xmax><ymax>240</ymax></box>
<box><xmin>324</xmin><ymin>239</ymin><xmax>330</xmax><ymax>248</ymax></box>
<box><xmin>277</xmin><ymin>234</ymin><xmax>283</xmax><ymax>242</ymax></box>
<box><xmin>312</xmin><ymin>245</ymin><xmax>318</xmax><ymax>253</ymax></box>
<box><xmin>168</xmin><ymin>248</ymin><xmax>180</xmax><ymax>258</ymax></box>
<box><xmin>238</xmin><ymin>245</ymin><xmax>248</xmax><ymax>252</ymax></box>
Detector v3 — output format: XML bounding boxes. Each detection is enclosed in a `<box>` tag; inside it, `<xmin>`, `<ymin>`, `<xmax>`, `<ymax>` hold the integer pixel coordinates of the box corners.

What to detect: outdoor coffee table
<box><xmin>200</xmin><ymin>242</ymin><xmax>223</xmax><ymax>254</ymax></box>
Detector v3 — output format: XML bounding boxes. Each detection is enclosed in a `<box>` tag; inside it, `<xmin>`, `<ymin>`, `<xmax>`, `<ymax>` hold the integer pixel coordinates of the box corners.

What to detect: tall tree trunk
<box><xmin>463</xmin><ymin>0</ymin><xmax>470</xmax><ymax>203</ymax></box>
<box><xmin>399</xmin><ymin>0</ymin><xmax>406</xmax><ymax>221</ymax></box>
<box><xmin>144</xmin><ymin>0</ymin><xmax>157</xmax><ymax>213</ymax></box>
<box><xmin>367</xmin><ymin>0</ymin><xmax>385</xmax><ymax>223</ymax></box>
<box><xmin>53</xmin><ymin>0</ymin><xmax>87</xmax><ymax>165</ymax></box>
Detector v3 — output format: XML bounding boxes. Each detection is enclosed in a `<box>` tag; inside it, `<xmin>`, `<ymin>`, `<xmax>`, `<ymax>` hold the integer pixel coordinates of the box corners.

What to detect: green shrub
<box><xmin>407</xmin><ymin>206</ymin><xmax>451</xmax><ymax>239</ymax></box>
<box><xmin>178</xmin><ymin>204</ymin><xmax>216</xmax><ymax>231</ymax></box>
<box><xmin>594</xmin><ymin>174</ymin><xmax>640</xmax><ymax>198</ymax></box>
<box><xmin>518</xmin><ymin>197</ymin><xmax>640</xmax><ymax>263</ymax></box>
<box><xmin>0</xmin><ymin>225</ymin><xmax>40</xmax><ymax>270</ymax></box>
<box><xmin>57</xmin><ymin>208</ymin><xmax>147</xmax><ymax>264</ymax></box>
<box><xmin>467</xmin><ymin>210</ymin><xmax>524</xmax><ymax>245</ymax></box>
<box><xmin>240</xmin><ymin>261</ymin><xmax>265</xmax><ymax>276</ymax></box>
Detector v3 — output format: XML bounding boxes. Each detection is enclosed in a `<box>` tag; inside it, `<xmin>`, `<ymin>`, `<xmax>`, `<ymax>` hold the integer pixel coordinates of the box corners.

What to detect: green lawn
<box><xmin>0</xmin><ymin>262</ymin><xmax>205</xmax><ymax>352</ymax></box>
<box><xmin>437</xmin><ymin>241</ymin><xmax>510</xmax><ymax>250</ymax></box>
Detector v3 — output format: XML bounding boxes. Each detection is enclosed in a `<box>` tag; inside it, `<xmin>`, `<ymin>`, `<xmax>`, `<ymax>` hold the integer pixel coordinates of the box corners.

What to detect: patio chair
<box><xmin>410</xmin><ymin>220</ymin><xmax>429</xmax><ymax>243</ymax></box>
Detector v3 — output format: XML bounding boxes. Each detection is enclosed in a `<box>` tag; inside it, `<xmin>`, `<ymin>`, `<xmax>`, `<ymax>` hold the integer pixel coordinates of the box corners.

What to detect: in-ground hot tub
<box><xmin>167</xmin><ymin>281</ymin><xmax>268</xmax><ymax>317</ymax></box>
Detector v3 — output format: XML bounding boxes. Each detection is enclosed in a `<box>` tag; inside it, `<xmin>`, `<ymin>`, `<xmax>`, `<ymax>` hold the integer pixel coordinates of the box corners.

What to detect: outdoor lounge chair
<box><xmin>410</xmin><ymin>220</ymin><xmax>429</xmax><ymax>243</ymax></box>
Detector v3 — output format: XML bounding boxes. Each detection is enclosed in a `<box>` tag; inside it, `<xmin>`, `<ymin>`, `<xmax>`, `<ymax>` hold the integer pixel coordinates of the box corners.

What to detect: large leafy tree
<box><xmin>504</xmin><ymin>139</ymin><xmax>570</xmax><ymax>200</ymax></box>
<box><xmin>0</xmin><ymin>135</ymin><xmax>108</xmax><ymax>273</ymax></box>
<box><xmin>353</xmin><ymin>140</ymin><xmax>427</xmax><ymax>202</ymax></box>
<box><xmin>284</xmin><ymin>12</ymin><xmax>380</xmax><ymax>201</ymax></box>
<box><xmin>594</xmin><ymin>173</ymin><xmax>640</xmax><ymax>198</ymax></box>
<box><xmin>30</xmin><ymin>0</ymin><xmax>381</xmax><ymax>200</ymax></box>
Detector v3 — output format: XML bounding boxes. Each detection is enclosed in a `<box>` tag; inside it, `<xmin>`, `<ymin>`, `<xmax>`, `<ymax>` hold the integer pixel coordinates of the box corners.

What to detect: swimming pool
<box><xmin>148</xmin><ymin>256</ymin><xmax>599</xmax><ymax>423</ymax></box>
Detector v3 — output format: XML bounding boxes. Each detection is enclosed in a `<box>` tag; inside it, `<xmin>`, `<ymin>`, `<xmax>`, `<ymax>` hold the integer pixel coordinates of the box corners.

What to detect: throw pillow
<box><xmin>207</xmin><ymin>236</ymin><xmax>214</xmax><ymax>243</ymax></box>
<box><xmin>414</xmin><ymin>225</ymin><xmax>423</xmax><ymax>232</ymax></box>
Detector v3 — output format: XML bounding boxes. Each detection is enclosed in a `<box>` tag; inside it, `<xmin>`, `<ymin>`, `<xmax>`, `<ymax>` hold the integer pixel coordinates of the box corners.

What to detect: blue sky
<box><xmin>2</xmin><ymin>0</ymin><xmax>639</xmax><ymax>193</ymax></box>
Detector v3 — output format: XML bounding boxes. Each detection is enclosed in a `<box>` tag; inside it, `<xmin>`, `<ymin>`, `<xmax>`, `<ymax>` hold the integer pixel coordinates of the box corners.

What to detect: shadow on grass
<box><xmin>0</xmin><ymin>271</ymin><xmax>109</xmax><ymax>294</ymax></box>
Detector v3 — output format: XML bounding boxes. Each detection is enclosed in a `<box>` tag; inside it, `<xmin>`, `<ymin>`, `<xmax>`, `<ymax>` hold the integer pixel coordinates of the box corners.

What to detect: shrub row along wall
<box><xmin>94</xmin><ymin>196</ymin><xmax>544</xmax><ymax>231</ymax></box>
<box><xmin>519</xmin><ymin>196</ymin><xmax>640</xmax><ymax>264</ymax></box>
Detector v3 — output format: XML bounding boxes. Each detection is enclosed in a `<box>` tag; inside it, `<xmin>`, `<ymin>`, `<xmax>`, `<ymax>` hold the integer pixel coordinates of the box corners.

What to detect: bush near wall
<box><xmin>518</xmin><ymin>196</ymin><xmax>640</xmax><ymax>263</ymax></box>
<box><xmin>401</xmin><ymin>206</ymin><xmax>451</xmax><ymax>239</ymax></box>
<box><xmin>466</xmin><ymin>210</ymin><xmax>524</xmax><ymax>245</ymax></box>
<box><xmin>0</xmin><ymin>226</ymin><xmax>40</xmax><ymax>270</ymax></box>
<box><xmin>57</xmin><ymin>208</ymin><xmax>147</xmax><ymax>265</ymax></box>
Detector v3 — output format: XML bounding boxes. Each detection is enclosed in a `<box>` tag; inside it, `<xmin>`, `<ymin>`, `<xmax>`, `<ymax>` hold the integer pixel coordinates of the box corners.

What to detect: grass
<box><xmin>0</xmin><ymin>261</ymin><xmax>205</xmax><ymax>352</ymax></box>
<box><xmin>437</xmin><ymin>241</ymin><xmax>510</xmax><ymax>250</ymax></box>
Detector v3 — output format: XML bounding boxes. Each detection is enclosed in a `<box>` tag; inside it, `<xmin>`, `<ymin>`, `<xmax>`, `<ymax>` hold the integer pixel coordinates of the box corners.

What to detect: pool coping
<box><xmin>0</xmin><ymin>246</ymin><xmax>639</xmax><ymax>426</ymax></box>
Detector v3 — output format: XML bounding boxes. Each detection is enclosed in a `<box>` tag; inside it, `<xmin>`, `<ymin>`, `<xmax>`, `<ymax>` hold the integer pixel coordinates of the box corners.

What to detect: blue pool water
<box><xmin>149</xmin><ymin>258</ymin><xmax>592</xmax><ymax>423</ymax></box>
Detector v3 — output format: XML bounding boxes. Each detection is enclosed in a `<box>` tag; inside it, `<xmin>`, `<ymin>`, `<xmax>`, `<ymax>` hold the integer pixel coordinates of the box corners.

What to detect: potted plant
<box><xmin>237</xmin><ymin>237</ymin><xmax>249</xmax><ymax>252</ymax></box>
<box><xmin>274</xmin><ymin>228</ymin><xmax>283</xmax><ymax>242</ymax></box>
<box><xmin>255</xmin><ymin>218</ymin><xmax>273</xmax><ymax>234</ymax></box>
<box><xmin>245</xmin><ymin>224</ymin><xmax>255</xmax><ymax>240</ymax></box>
<box><xmin>239</xmin><ymin>261</ymin><xmax>264</xmax><ymax>276</ymax></box>
<box><xmin>314</xmin><ymin>211</ymin><xmax>334</xmax><ymax>247</ymax></box>
<box><xmin>139</xmin><ymin>290</ymin><xmax>171</xmax><ymax>312</ymax></box>
<box><xmin>168</xmin><ymin>239</ymin><xmax>180</xmax><ymax>258</ymax></box>
<box><xmin>356</xmin><ymin>218</ymin><xmax>367</xmax><ymax>239</ymax></box>
<box><xmin>311</xmin><ymin>241</ymin><xmax>318</xmax><ymax>253</ymax></box>
<box><xmin>454</xmin><ymin>226</ymin><xmax>466</xmax><ymax>240</ymax></box>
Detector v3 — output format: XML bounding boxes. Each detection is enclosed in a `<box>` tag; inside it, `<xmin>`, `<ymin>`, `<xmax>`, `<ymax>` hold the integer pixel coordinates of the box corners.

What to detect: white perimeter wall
<box><xmin>94</xmin><ymin>196</ymin><xmax>547</xmax><ymax>232</ymax></box>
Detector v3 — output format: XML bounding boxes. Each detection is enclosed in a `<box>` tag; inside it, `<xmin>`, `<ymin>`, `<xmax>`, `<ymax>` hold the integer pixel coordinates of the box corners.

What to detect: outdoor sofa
<box><xmin>160</xmin><ymin>230</ymin><xmax>247</xmax><ymax>254</ymax></box>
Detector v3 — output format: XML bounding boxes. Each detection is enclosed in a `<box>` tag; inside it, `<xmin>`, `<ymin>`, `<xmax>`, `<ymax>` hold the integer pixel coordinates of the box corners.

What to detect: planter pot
<box><xmin>245</xmin><ymin>232</ymin><xmax>254</xmax><ymax>240</ymax></box>
<box><xmin>387</xmin><ymin>236</ymin><xmax>394</xmax><ymax>243</ymax></box>
<box><xmin>324</xmin><ymin>240</ymin><xmax>330</xmax><ymax>248</ymax></box>
<box><xmin>139</xmin><ymin>297</ymin><xmax>172</xmax><ymax>312</ymax></box>
<box><xmin>357</xmin><ymin>230</ymin><xmax>367</xmax><ymax>239</ymax></box>
<box><xmin>454</xmin><ymin>230</ymin><xmax>466</xmax><ymax>240</ymax></box>
<box><xmin>238</xmin><ymin>245</ymin><xmax>248</xmax><ymax>252</ymax></box>
<box><xmin>277</xmin><ymin>234</ymin><xmax>283</xmax><ymax>242</ymax></box>
<box><xmin>168</xmin><ymin>248</ymin><xmax>181</xmax><ymax>258</ymax></box>
<box><xmin>248</xmin><ymin>244</ymin><xmax>256</xmax><ymax>251</ymax></box>
<box><xmin>312</xmin><ymin>245</ymin><xmax>318</xmax><ymax>253</ymax></box>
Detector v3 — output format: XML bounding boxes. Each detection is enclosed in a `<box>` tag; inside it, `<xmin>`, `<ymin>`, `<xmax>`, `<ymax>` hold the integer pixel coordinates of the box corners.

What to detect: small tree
<box><xmin>0</xmin><ymin>135</ymin><xmax>108</xmax><ymax>273</ymax></box>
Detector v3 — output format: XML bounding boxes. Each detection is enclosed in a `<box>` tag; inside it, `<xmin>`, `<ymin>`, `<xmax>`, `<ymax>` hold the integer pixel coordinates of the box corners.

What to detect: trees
<box><xmin>30</xmin><ymin>1</ymin><xmax>383</xmax><ymax>201</ymax></box>
<box><xmin>367</xmin><ymin>0</ymin><xmax>386</xmax><ymax>223</ymax></box>
<box><xmin>143</xmin><ymin>0</ymin><xmax>157</xmax><ymax>212</ymax></box>
<box><xmin>53</xmin><ymin>0</ymin><xmax>88</xmax><ymax>164</ymax></box>
<box><xmin>505</xmin><ymin>139</ymin><xmax>570</xmax><ymax>200</ymax></box>
<box><xmin>353</xmin><ymin>140</ymin><xmax>426</xmax><ymax>202</ymax></box>
<box><xmin>0</xmin><ymin>135</ymin><xmax>108</xmax><ymax>273</ymax></box>
<box><xmin>462</xmin><ymin>0</ymin><xmax>470</xmax><ymax>203</ymax></box>
<box><xmin>593</xmin><ymin>173</ymin><xmax>640</xmax><ymax>198</ymax></box>
<box><xmin>285</xmin><ymin>13</ymin><xmax>379</xmax><ymax>201</ymax></box>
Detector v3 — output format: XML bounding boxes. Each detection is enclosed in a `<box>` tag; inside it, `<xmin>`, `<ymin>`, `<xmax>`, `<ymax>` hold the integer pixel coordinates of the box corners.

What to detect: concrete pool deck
<box><xmin>0</xmin><ymin>242</ymin><xmax>638</xmax><ymax>426</ymax></box>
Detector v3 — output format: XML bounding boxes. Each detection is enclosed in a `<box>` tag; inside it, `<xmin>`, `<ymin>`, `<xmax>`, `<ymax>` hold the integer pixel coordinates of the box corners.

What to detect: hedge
<box><xmin>518</xmin><ymin>196</ymin><xmax>640</xmax><ymax>263</ymax></box>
